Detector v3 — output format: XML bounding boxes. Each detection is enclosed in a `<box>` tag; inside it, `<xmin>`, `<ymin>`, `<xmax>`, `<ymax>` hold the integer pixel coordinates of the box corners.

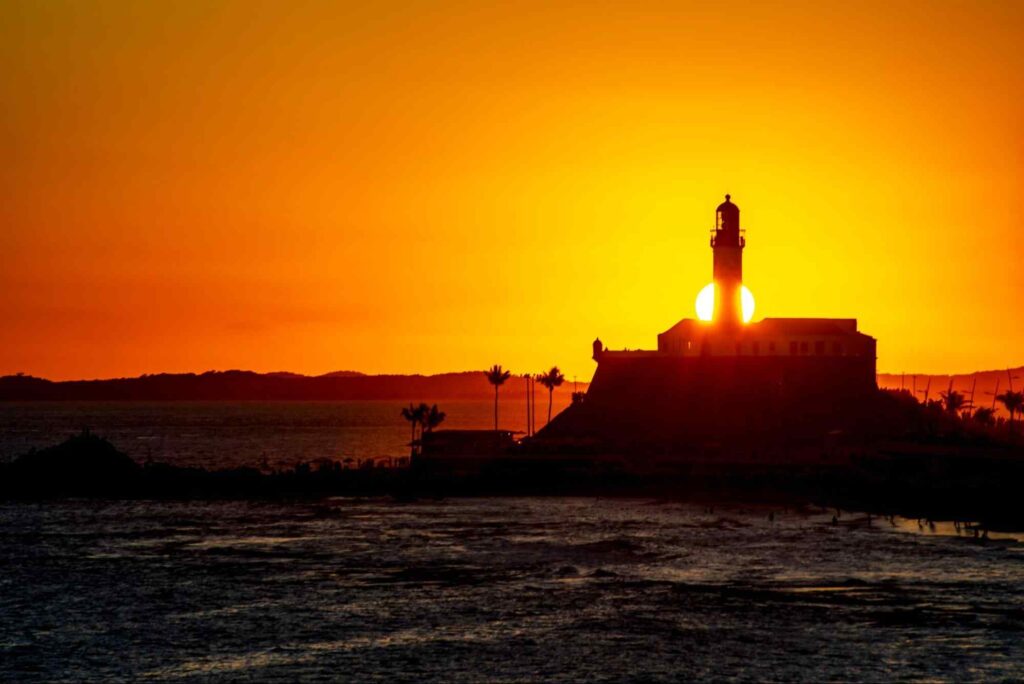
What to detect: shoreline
<box><xmin>4</xmin><ymin>431</ymin><xmax>1024</xmax><ymax>532</ymax></box>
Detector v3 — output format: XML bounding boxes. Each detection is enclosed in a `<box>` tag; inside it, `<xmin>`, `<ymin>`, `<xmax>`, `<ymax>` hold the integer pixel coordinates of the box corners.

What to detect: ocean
<box><xmin>1</xmin><ymin>402</ymin><xmax>1023</xmax><ymax>681</ymax></box>
<box><xmin>0</xmin><ymin>398</ymin><xmax>573</xmax><ymax>469</ymax></box>
<box><xmin>1</xmin><ymin>498</ymin><xmax>1022</xmax><ymax>682</ymax></box>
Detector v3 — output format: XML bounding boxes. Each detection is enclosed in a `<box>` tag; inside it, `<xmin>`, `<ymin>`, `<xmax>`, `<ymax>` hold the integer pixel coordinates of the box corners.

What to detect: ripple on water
<box><xmin>1</xmin><ymin>498</ymin><xmax>1022</xmax><ymax>682</ymax></box>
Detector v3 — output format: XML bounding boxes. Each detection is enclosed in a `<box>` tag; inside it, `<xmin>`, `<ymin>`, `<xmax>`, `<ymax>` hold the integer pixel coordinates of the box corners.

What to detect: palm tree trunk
<box><xmin>525</xmin><ymin>376</ymin><xmax>531</xmax><ymax>436</ymax></box>
<box><xmin>494</xmin><ymin>385</ymin><xmax>499</xmax><ymax>431</ymax></box>
<box><xmin>410</xmin><ymin>421</ymin><xmax>416</xmax><ymax>457</ymax></box>
<box><xmin>531</xmin><ymin>378</ymin><xmax>536</xmax><ymax>435</ymax></box>
<box><xmin>547</xmin><ymin>387</ymin><xmax>553</xmax><ymax>425</ymax></box>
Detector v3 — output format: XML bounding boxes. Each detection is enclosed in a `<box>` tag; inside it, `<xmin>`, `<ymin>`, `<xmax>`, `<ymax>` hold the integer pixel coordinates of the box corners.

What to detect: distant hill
<box><xmin>877</xmin><ymin>366</ymin><xmax>1024</xmax><ymax>418</ymax></box>
<box><xmin>7</xmin><ymin>366</ymin><xmax>1018</xmax><ymax>408</ymax></box>
<box><xmin>0</xmin><ymin>370</ymin><xmax>583</xmax><ymax>401</ymax></box>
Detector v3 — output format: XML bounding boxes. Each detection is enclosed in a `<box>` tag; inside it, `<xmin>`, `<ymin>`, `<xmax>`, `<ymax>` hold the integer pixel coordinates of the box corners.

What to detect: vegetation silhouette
<box><xmin>423</xmin><ymin>404</ymin><xmax>446</xmax><ymax>434</ymax></box>
<box><xmin>973</xmin><ymin>406</ymin><xmax>996</xmax><ymax>427</ymax></box>
<box><xmin>484</xmin><ymin>365</ymin><xmax>512</xmax><ymax>431</ymax></box>
<box><xmin>939</xmin><ymin>389</ymin><xmax>968</xmax><ymax>415</ymax></box>
<box><xmin>536</xmin><ymin>366</ymin><xmax>566</xmax><ymax>425</ymax></box>
<box><xmin>996</xmin><ymin>390</ymin><xmax>1023</xmax><ymax>424</ymax></box>
<box><xmin>400</xmin><ymin>403</ymin><xmax>447</xmax><ymax>457</ymax></box>
<box><xmin>400</xmin><ymin>403</ymin><xmax>425</xmax><ymax>457</ymax></box>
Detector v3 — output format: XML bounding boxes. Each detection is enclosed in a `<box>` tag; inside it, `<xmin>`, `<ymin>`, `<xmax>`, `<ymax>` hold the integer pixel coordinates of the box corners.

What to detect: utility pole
<box><xmin>531</xmin><ymin>375</ymin><xmax>537</xmax><ymax>436</ymax></box>
<box><xmin>918</xmin><ymin>377</ymin><xmax>931</xmax><ymax>403</ymax></box>
<box><xmin>524</xmin><ymin>373</ymin><xmax>531</xmax><ymax>437</ymax></box>
<box><xmin>988</xmin><ymin>378</ymin><xmax>1001</xmax><ymax>410</ymax></box>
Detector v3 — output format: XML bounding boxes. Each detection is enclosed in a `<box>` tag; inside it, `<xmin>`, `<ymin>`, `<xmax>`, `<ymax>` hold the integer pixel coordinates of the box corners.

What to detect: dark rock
<box><xmin>8</xmin><ymin>429</ymin><xmax>139</xmax><ymax>497</ymax></box>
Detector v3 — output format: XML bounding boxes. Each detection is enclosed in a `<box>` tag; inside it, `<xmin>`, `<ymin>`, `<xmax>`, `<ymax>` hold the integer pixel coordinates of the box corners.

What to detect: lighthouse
<box><xmin>711</xmin><ymin>194</ymin><xmax>745</xmax><ymax>327</ymax></box>
<box><xmin>538</xmin><ymin>192</ymin><xmax>879</xmax><ymax>453</ymax></box>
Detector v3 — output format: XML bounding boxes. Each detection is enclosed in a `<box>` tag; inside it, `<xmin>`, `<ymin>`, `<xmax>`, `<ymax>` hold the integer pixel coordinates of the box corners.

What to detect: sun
<box><xmin>695</xmin><ymin>283</ymin><xmax>755</xmax><ymax>323</ymax></box>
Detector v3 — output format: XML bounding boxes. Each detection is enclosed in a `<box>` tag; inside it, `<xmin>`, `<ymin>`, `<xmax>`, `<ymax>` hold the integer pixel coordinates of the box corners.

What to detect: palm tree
<box><xmin>423</xmin><ymin>404</ymin><xmax>446</xmax><ymax>433</ymax></box>
<box><xmin>400</xmin><ymin>403</ymin><xmax>425</xmax><ymax>456</ymax></box>
<box><xmin>973</xmin><ymin>407</ymin><xmax>996</xmax><ymax>427</ymax></box>
<box><xmin>536</xmin><ymin>366</ymin><xmax>566</xmax><ymax>426</ymax></box>
<box><xmin>996</xmin><ymin>390</ymin><xmax>1024</xmax><ymax>424</ymax></box>
<box><xmin>413</xmin><ymin>402</ymin><xmax>430</xmax><ymax>444</ymax></box>
<box><xmin>484</xmin><ymin>365</ymin><xmax>511</xmax><ymax>431</ymax></box>
<box><xmin>939</xmin><ymin>389</ymin><xmax>967</xmax><ymax>416</ymax></box>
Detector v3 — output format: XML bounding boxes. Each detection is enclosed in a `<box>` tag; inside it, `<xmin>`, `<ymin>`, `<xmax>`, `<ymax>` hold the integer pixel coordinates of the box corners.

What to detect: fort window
<box><xmin>752</xmin><ymin>341</ymin><xmax>760</xmax><ymax>355</ymax></box>
<box><xmin>736</xmin><ymin>342</ymin><xmax>742</xmax><ymax>354</ymax></box>
<box><xmin>800</xmin><ymin>341</ymin><xmax>809</xmax><ymax>354</ymax></box>
<box><xmin>686</xmin><ymin>341</ymin><xmax>692</xmax><ymax>351</ymax></box>
<box><xmin>790</xmin><ymin>341</ymin><xmax>798</xmax><ymax>355</ymax></box>
<box><xmin>815</xmin><ymin>341</ymin><xmax>825</xmax><ymax>355</ymax></box>
<box><xmin>833</xmin><ymin>342</ymin><xmax>842</xmax><ymax>355</ymax></box>
<box><xmin>768</xmin><ymin>341</ymin><xmax>776</xmax><ymax>354</ymax></box>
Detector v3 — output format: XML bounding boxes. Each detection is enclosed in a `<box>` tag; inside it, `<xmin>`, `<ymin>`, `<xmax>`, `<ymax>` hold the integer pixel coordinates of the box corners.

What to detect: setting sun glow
<box><xmin>696</xmin><ymin>284</ymin><xmax>755</xmax><ymax>324</ymax></box>
<box><xmin>1</xmin><ymin>2</ymin><xmax>1021</xmax><ymax>380</ymax></box>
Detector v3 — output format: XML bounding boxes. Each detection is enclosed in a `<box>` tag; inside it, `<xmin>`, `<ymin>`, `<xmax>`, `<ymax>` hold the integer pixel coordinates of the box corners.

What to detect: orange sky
<box><xmin>2</xmin><ymin>1</ymin><xmax>1022</xmax><ymax>381</ymax></box>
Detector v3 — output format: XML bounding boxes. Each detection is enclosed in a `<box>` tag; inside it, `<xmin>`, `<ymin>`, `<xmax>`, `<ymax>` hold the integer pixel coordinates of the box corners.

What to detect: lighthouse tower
<box><xmin>711</xmin><ymin>194</ymin><xmax>745</xmax><ymax>326</ymax></box>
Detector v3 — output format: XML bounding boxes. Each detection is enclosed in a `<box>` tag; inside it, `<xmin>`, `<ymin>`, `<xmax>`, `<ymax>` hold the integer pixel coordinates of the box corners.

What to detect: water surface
<box><xmin>1</xmin><ymin>498</ymin><xmax>1021</xmax><ymax>681</ymax></box>
<box><xmin>0</xmin><ymin>399</ymin><xmax>570</xmax><ymax>468</ymax></box>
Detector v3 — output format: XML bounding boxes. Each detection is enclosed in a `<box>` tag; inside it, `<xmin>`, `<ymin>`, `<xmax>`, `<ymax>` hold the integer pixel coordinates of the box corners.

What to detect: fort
<box><xmin>535</xmin><ymin>196</ymin><xmax>882</xmax><ymax>455</ymax></box>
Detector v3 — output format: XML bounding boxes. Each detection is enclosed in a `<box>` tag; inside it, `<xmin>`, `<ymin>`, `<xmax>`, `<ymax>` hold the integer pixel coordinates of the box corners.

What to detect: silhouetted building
<box><xmin>543</xmin><ymin>196</ymin><xmax>879</xmax><ymax>455</ymax></box>
<box><xmin>654</xmin><ymin>195</ymin><xmax>875</xmax><ymax>367</ymax></box>
<box><xmin>419</xmin><ymin>430</ymin><xmax>516</xmax><ymax>458</ymax></box>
